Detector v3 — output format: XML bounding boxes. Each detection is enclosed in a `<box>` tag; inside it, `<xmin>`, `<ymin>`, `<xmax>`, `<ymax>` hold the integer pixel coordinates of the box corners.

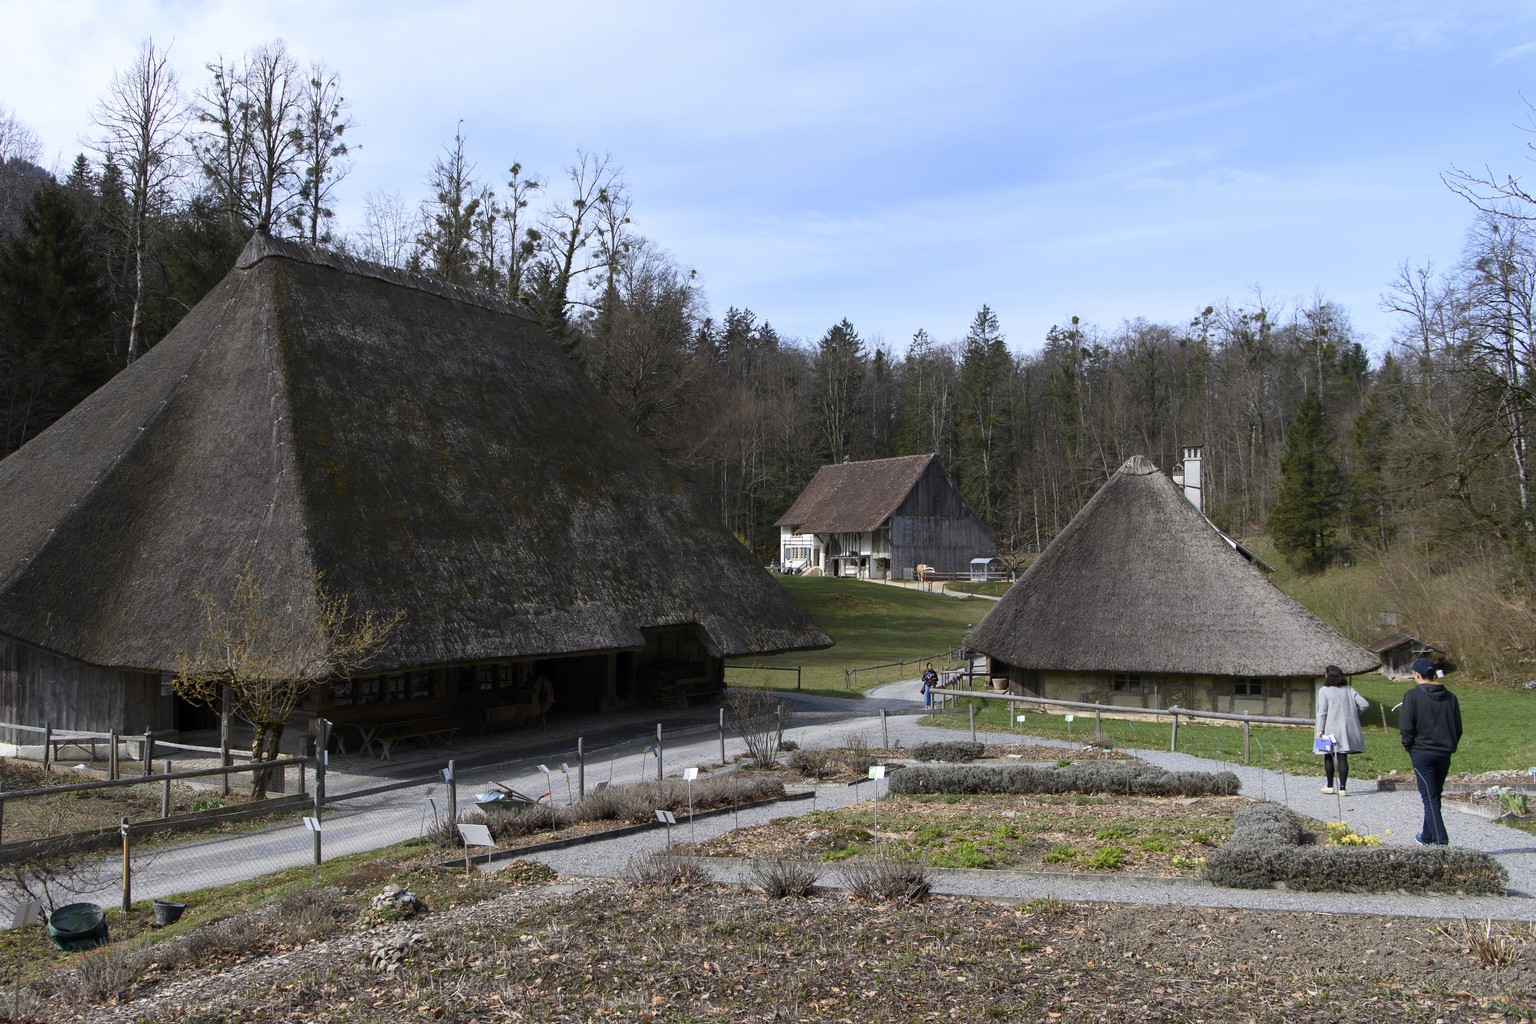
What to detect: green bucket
<box><xmin>46</xmin><ymin>902</ymin><xmax>109</xmax><ymax>951</ymax></box>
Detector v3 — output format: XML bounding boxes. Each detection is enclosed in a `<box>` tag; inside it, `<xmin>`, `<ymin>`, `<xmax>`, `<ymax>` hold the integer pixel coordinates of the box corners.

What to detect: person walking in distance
<box><xmin>920</xmin><ymin>663</ymin><xmax>939</xmax><ymax>709</ymax></box>
<box><xmin>1315</xmin><ymin>664</ymin><xmax>1368</xmax><ymax>795</ymax></box>
<box><xmin>1400</xmin><ymin>657</ymin><xmax>1462</xmax><ymax>846</ymax></box>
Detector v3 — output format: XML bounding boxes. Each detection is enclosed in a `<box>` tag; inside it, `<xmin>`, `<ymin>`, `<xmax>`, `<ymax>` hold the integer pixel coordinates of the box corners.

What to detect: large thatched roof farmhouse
<box><xmin>775</xmin><ymin>454</ymin><xmax>995</xmax><ymax>580</ymax></box>
<box><xmin>0</xmin><ymin>233</ymin><xmax>829</xmax><ymax>751</ymax></box>
<box><xmin>965</xmin><ymin>455</ymin><xmax>1377</xmax><ymax>717</ymax></box>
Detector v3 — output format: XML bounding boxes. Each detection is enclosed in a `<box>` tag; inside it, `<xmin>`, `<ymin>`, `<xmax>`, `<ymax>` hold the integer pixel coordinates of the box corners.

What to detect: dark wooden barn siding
<box><xmin>888</xmin><ymin>462</ymin><xmax>996</xmax><ymax>578</ymax></box>
<box><xmin>0</xmin><ymin>637</ymin><xmax>170</xmax><ymax>740</ymax></box>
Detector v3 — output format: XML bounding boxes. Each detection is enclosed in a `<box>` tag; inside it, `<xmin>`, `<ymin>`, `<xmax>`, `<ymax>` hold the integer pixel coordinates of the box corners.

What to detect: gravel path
<box><xmin>518</xmin><ymin>679</ymin><xmax>1536</xmax><ymax>922</ymax></box>
<box><xmin>11</xmin><ymin>678</ymin><xmax>1532</xmax><ymax>925</ymax></box>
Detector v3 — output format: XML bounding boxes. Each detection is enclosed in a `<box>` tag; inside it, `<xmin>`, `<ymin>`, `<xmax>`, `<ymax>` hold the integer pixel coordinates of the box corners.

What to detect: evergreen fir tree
<box><xmin>1270</xmin><ymin>388</ymin><xmax>1344</xmax><ymax>572</ymax></box>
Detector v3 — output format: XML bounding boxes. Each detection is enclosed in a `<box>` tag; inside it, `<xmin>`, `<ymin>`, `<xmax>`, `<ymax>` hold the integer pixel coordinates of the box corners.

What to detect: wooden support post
<box><xmin>578</xmin><ymin>737</ymin><xmax>586</xmax><ymax>800</ymax></box>
<box><xmin>109</xmin><ymin>730</ymin><xmax>119</xmax><ymax>780</ymax></box>
<box><xmin>656</xmin><ymin>724</ymin><xmax>665</xmax><ymax>782</ymax></box>
<box><xmin>1169</xmin><ymin>713</ymin><xmax>1179</xmax><ymax>753</ymax></box>
<box><xmin>161</xmin><ymin>762</ymin><xmax>171</xmax><ymax>818</ymax></box>
<box><xmin>719</xmin><ymin>709</ymin><xmax>726</xmax><ymax>766</ymax></box>
<box><xmin>446</xmin><ymin>760</ymin><xmax>458</xmax><ymax>823</ymax></box>
<box><xmin>42</xmin><ymin>723</ymin><xmax>52</xmax><ymax>771</ymax></box>
<box><xmin>1243</xmin><ymin>720</ymin><xmax>1251</xmax><ymax>763</ymax></box>
<box><xmin>969</xmin><ymin>704</ymin><xmax>976</xmax><ymax>741</ymax></box>
<box><xmin>1095</xmin><ymin>706</ymin><xmax>1102</xmax><ymax>738</ymax></box>
<box><xmin>881</xmin><ymin>708</ymin><xmax>888</xmax><ymax>749</ymax></box>
<box><xmin>143</xmin><ymin>730</ymin><xmax>154</xmax><ymax>776</ymax></box>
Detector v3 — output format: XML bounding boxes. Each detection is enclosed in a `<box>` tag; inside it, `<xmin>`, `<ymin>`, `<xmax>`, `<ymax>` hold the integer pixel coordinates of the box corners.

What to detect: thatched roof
<box><xmin>776</xmin><ymin>454</ymin><xmax>935</xmax><ymax>533</ymax></box>
<box><xmin>965</xmin><ymin>456</ymin><xmax>1378</xmax><ymax>678</ymax></box>
<box><xmin>0</xmin><ymin>233</ymin><xmax>830</xmax><ymax>673</ymax></box>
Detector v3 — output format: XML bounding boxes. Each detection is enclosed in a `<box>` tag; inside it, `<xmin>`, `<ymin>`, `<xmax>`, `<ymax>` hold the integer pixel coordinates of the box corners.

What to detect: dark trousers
<box><xmin>1322</xmin><ymin>752</ymin><xmax>1350</xmax><ymax>790</ymax></box>
<box><xmin>1410</xmin><ymin>751</ymin><xmax>1452</xmax><ymax>845</ymax></box>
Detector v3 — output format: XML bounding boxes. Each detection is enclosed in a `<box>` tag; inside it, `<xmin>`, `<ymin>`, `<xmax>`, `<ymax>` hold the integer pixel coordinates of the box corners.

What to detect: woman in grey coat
<box><xmin>1316</xmin><ymin>664</ymin><xmax>1369</xmax><ymax>794</ymax></box>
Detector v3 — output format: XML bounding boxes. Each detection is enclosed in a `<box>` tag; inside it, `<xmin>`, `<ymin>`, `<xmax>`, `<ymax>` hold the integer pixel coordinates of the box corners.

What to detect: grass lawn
<box><xmin>732</xmin><ymin>573</ymin><xmax>1536</xmax><ymax>774</ymax></box>
<box><xmin>726</xmin><ymin>576</ymin><xmax>985</xmax><ymax>695</ymax></box>
<box><xmin>950</xmin><ymin>672</ymin><xmax>1536</xmax><ymax>777</ymax></box>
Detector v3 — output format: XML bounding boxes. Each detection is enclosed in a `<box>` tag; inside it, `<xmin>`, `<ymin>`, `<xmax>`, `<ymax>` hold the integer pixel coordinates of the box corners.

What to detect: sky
<box><xmin>3</xmin><ymin>0</ymin><xmax>1536</xmax><ymax>357</ymax></box>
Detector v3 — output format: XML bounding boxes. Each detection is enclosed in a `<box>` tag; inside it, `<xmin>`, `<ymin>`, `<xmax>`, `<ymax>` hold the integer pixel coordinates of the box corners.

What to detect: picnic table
<box><xmin>347</xmin><ymin>717</ymin><xmax>458</xmax><ymax>762</ymax></box>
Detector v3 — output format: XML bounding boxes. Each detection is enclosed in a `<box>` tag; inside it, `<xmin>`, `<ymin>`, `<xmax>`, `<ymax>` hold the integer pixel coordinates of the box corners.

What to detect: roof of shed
<box><xmin>965</xmin><ymin>455</ymin><xmax>1378</xmax><ymax>678</ymax></box>
<box><xmin>775</xmin><ymin>454</ymin><xmax>935</xmax><ymax>533</ymax></box>
<box><xmin>0</xmin><ymin>233</ymin><xmax>829</xmax><ymax>673</ymax></box>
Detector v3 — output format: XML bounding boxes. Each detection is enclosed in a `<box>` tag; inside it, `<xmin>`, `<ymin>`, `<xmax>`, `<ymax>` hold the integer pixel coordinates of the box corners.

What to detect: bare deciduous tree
<box><xmin>172</xmin><ymin>563</ymin><xmax>400</xmax><ymax>798</ymax></box>
<box><xmin>289</xmin><ymin>60</ymin><xmax>354</xmax><ymax>244</ymax></box>
<box><xmin>91</xmin><ymin>38</ymin><xmax>189</xmax><ymax>363</ymax></box>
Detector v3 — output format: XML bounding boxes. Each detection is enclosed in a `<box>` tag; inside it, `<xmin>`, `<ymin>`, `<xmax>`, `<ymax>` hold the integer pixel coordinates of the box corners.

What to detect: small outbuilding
<box><xmin>775</xmin><ymin>454</ymin><xmax>995</xmax><ymax>580</ymax></box>
<box><xmin>965</xmin><ymin>455</ymin><xmax>1378</xmax><ymax>718</ymax></box>
<box><xmin>1368</xmin><ymin>633</ymin><xmax>1447</xmax><ymax>680</ymax></box>
<box><xmin>0</xmin><ymin>233</ymin><xmax>830</xmax><ymax>752</ymax></box>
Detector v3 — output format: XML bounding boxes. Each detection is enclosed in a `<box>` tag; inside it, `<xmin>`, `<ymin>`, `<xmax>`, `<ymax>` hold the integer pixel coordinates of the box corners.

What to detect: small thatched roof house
<box><xmin>966</xmin><ymin>455</ymin><xmax>1377</xmax><ymax>717</ymax></box>
<box><xmin>0</xmin><ymin>233</ymin><xmax>829</xmax><ymax>749</ymax></box>
<box><xmin>775</xmin><ymin>454</ymin><xmax>994</xmax><ymax>580</ymax></box>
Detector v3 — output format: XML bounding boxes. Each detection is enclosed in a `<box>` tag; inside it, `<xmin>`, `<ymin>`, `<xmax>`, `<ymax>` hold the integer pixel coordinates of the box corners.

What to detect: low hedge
<box><xmin>910</xmin><ymin>740</ymin><xmax>986</xmax><ymax>763</ymax></box>
<box><xmin>887</xmin><ymin>760</ymin><xmax>1240</xmax><ymax>798</ymax></box>
<box><xmin>1206</xmin><ymin>802</ymin><xmax>1508</xmax><ymax>894</ymax></box>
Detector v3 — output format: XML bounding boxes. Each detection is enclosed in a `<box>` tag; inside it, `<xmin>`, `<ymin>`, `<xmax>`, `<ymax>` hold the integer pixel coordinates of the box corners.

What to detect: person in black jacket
<box><xmin>1400</xmin><ymin>657</ymin><xmax>1462</xmax><ymax>846</ymax></box>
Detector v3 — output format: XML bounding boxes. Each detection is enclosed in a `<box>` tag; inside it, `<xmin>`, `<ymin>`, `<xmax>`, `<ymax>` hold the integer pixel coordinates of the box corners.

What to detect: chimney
<box><xmin>1175</xmin><ymin>445</ymin><xmax>1203</xmax><ymax>512</ymax></box>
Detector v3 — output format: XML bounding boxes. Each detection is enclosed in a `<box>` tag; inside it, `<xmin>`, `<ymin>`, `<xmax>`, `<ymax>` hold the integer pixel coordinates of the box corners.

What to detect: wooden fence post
<box><xmin>578</xmin><ymin>737</ymin><xmax>586</xmax><ymax>800</ymax></box>
<box><xmin>120</xmin><ymin>817</ymin><xmax>131</xmax><ymax>913</ymax></box>
<box><xmin>42</xmin><ymin>723</ymin><xmax>52</xmax><ymax>771</ymax></box>
<box><xmin>143</xmin><ymin>730</ymin><xmax>154</xmax><ymax>776</ymax></box>
<box><xmin>161</xmin><ymin>762</ymin><xmax>171</xmax><ymax>818</ymax></box>
<box><xmin>109</xmin><ymin>730</ymin><xmax>119</xmax><ymax>780</ymax></box>
<box><xmin>1169</xmin><ymin>712</ymin><xmax>1179</xmax><ymax>753</ymax></box>
<box><xmin>1243</xmin><ymin>721</ymin><xmax>1251</xmax><ymax>763</ymax></box>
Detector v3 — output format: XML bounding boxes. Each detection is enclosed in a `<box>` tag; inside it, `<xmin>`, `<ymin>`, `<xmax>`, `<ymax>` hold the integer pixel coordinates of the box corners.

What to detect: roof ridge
<box><xmin>236</xmin><ymin>232</ymin><xmax>539</xmax><ymax>322</ymax></box>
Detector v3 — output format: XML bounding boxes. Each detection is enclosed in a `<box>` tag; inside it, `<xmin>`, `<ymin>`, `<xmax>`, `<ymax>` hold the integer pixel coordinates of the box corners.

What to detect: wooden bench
<box><xmin>353</xmin><ymin>718</ymin><xmax>458</xmax><ymax>762</ymax></box>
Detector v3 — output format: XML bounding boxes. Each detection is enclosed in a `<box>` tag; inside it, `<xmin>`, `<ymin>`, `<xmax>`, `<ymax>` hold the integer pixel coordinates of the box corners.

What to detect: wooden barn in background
<box><xmin>0</xmin><ymin>233</ymin><xmax>830</xmax><ymax>752</ymax></box>
<box><xmin>965</xmin><ymin>455</ymin><xmax>1377</xmax><ymax>718</ymax></box>
<box><xmin>775</xmin><ymin>454</ymin><xmax>996</xmax><ymax>580</ymax></box>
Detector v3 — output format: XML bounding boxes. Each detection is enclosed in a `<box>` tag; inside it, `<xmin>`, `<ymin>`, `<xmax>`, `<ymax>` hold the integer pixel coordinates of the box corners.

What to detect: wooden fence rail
<box><xmin>929</xmin><ymin>688</ymin><xmax>1312</xmax><ymax>763</ymax></box>
<box><xmin>0</xmin><ymin>756</ymin><xmax>310</xmax><ymax>846</ymax></box>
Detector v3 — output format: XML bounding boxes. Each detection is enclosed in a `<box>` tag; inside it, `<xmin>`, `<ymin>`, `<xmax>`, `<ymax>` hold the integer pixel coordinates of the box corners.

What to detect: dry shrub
<box><xmin>840</xmin><ymin>855</ymin><xmax>931</xmax><ymax>904</ymax></box>
<box><xmin>622</xmin><ymin>851</ymin><xmax>715</xmax><ymax>889</ymax></box>
<box><xmin>750</xmin><ymin>857</ymin><xmax>822</xmax><ymax>898</ymax></box>
<box><xmin>1442</xmin><ymin>917</ymin><xmax>1526</xmax><ymax>967</ymax></box>
<box><xmin>726</xmin><ymin>686</ymin><xmax>792</xmax><ymax>768</ymax></box>
<box><xmin>787</xmin><ymin>747</ymin><xmax>838</xmax><ymax>779</ymax></box>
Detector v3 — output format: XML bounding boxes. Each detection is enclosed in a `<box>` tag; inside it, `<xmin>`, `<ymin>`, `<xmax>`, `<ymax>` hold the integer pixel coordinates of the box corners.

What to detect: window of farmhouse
<box><xmin>1112</xmin><ymin>673</ymin><xmax>1142</xmax><ymax>693</ymax></box>
<box><xmin>1233</xmin><ymin>677</ymin><xmax>1264</xmax><ymax>696</ymax></box>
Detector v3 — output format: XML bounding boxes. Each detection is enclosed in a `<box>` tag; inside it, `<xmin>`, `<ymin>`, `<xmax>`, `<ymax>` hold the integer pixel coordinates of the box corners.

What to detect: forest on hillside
<box><xmin>5</xmin><ymin>39</ymin><xmax>1536</xmax><ymax>680</ymax></box>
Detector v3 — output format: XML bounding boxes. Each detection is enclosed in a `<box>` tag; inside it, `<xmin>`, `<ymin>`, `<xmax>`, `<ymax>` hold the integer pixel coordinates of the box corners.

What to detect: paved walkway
<box><xmin>7</xmin><ymin>679</ymin><xmax>1533</xmax><ymax>924</ymax></box>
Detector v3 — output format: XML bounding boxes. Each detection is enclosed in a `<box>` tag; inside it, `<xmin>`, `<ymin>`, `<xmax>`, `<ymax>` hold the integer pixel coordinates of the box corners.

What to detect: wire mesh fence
<box><xmin>0</xmin><ymin>715</ymin><xmax>754</xmax><ymax>925</ymax></box>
